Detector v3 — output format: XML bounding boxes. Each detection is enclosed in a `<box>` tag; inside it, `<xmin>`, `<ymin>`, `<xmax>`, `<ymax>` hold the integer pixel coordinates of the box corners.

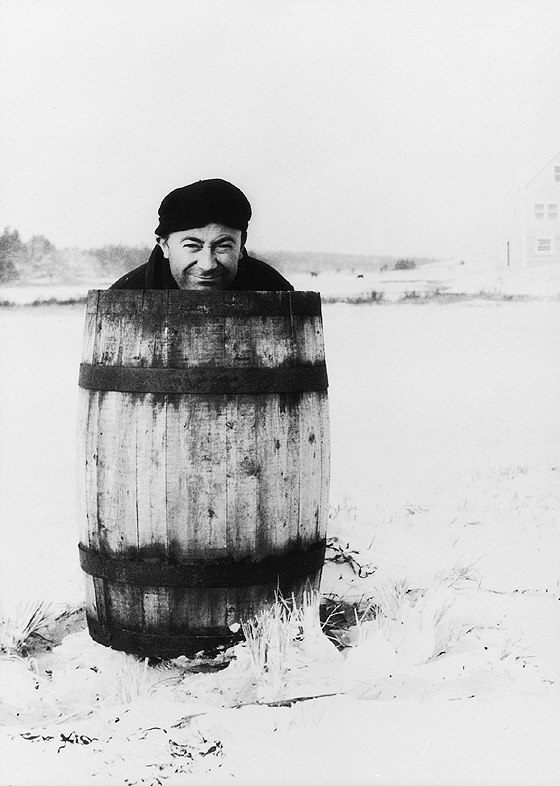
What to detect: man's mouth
<box><xmin>178</xmin><ymin>268</ymin><xmax>225</xmax><ymax>289</ymax></box>
<box><xmin>184</xmin><ymin>270</ymin><xmax>223</xmax><ymax>282</ymax></box>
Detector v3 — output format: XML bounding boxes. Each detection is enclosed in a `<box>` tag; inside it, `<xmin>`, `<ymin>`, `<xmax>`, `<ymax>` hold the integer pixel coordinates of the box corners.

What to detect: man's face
<box><xmin>158</xmin><ymin>223</ymin><xmax>243</xmax><ymax>289</ymax></box>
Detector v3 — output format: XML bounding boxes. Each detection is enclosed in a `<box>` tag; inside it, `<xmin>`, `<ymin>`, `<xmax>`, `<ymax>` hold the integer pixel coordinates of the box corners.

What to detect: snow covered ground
<box><xmin>0</xmin><ymin>293</ymin><xmax>559</xmax><ymax>785</ymax></box>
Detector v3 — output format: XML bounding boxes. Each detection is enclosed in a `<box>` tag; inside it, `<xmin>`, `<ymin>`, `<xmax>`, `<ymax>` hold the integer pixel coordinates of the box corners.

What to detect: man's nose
<box><xmin>196</xmin><ymin>246</ymin><xmax>217</xmax><ymax>271</ymax></box>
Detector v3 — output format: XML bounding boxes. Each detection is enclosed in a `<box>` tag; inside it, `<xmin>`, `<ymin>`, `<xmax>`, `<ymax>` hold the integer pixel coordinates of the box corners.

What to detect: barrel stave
<box><xmin>136</xmin><ymin>394</ymin><xmax>168</xmax><ymax>553</ymax></box>
<box><xmin>165</xmin><ymin>395</ymin><xmax>228</xmax><ymax>561</ymax></box>
<box><xmin>141</xmin><ymin>586</ymin><xmax>172</xmax><ymax>633</ymax></box>
<box><xmin>94</xmin><ymin>290</ymin><xmax>142</xmax><ymax>366</ymax></box>
<box><xmin>138</xmin><ymin>291</ymin><xmax>169</xmax><ymax>368</ymax></box>
<box><xmin>103</xmin><ymin>581</ymin><xmax>144</xmax><ymax>631</ymax></box>
<box><xmin>224</xmin><ymin>394</ymin><xmax>259</xmax><ymax>556</ymax></box>
<box><xmin>167</xmin><ymin>293</ymin><xmax>225</xmax><ymax>368</ymax></box>
<box><xmin>297</xmin><ymin>391</ymin><xmax>326</xmax><ymax>547</ymax></box>
<box><xmin>95</xmin><ymin>391</ymin><xmax>139</xmax><ymax>555</ymax></box>
<box><xmin>253</xmin><ymin>392</ymin><xmax>301</xmax><ymax>554</ymax></box>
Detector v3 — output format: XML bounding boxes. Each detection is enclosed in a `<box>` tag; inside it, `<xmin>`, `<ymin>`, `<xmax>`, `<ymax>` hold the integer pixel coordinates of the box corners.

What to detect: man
<box><xmin>111</xmin><ymin>179</ymin><xmax>293</xmax><ymax>291</ymax></box>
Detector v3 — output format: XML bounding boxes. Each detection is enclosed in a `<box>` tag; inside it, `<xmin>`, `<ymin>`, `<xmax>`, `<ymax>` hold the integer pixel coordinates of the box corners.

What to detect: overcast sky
<box><xmin>0</xmin><ymin>0</ymin><xmax>558</xmax><ymax>258</ymax></box>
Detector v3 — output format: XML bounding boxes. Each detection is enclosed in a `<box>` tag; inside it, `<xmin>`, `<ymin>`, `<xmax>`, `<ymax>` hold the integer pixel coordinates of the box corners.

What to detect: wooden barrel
<box><xmin>76</xmin><ymin>290</ymin><xmax>330</xmax><ymax>658</ymax></box>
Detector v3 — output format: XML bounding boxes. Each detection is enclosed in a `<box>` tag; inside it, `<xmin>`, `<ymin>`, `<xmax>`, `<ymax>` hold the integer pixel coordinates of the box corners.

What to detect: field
<box><xmin>0</xmin><ymin>293</ymin><xmax>559</xmax><ymax>785</ymax></box>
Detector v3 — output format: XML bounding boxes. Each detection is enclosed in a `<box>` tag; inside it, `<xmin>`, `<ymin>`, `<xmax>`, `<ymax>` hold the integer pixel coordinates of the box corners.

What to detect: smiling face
<box><xmin>157</xmin><ymin>223</ymin><xmax>244</xmax><ymax>289</ymax></box>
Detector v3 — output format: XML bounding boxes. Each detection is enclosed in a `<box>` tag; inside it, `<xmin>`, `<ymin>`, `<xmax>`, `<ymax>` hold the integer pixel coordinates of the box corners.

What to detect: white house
<box><xmin>523</xmin><ymin>152</ymin><xmax>560</xmax><ymax>267</ymax></box>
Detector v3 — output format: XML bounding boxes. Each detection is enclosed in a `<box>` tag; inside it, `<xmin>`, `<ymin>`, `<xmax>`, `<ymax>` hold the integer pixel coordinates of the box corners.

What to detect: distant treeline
<box><xmin>0</xmin><ymin>227</ymin><xmax>434</xmax><ymax>285</ymax></box>
<box><xmin>0</xmin><ymin>228</ymin><xmax>152</xmax><ymax>284</ymax></box>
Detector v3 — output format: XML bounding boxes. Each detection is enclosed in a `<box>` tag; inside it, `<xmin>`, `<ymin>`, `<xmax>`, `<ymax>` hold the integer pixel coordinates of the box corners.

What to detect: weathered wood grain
<box><xmin>95</xmin><ymin>391</ymin><xmax>138</xmax><ymax>554</ymax></box>
<box><xmin>142</xmin><ymin>586</ymin><xmax>171</xmax><ymax>633</ymax></box>
<box><xmin>254</xmin><ymin>393</ymin><xmax>301</xmax><ymax>554</ymax></box>
<box><xmin>167</xmin><ymin>291</ymin><xmax>225</xmax><ymax>367</ymax></box>
<box><xmin>83</xmin><ymin>391</ymin><xmax>101</xmax><ymax>551</ymax></box>
<box><xmin>318</xmin><ymin>394</ymin><xmax>331</xmax><ymax>542</ymax></box>
<box><xmin>81</xmin><ymin>290</ymin><xmax>100</xmax><ymax>364</ymax></box>
<box><xmin>105</xmin><ymin>580</ymin><xmax>144</xmax><ymax>631</ymax></box>
<box><xmin>298</xmin><ymin>391</ymin><xmax>328</xmax><ymax>547</ymax></box>
<box><xmin>75</xmin><ymin>388</ymin><xmax>90</xmax><ymax>546</ymax></box>
<box><xmin>92</xmin><ymin>576</ymin><xmax>108</xmax><ymax>625</ymax></box>
<box><xmin>225</xmin><ymin>394</ymin><xmax>259</xmax><ymax>556</ymax></box>
<box><xmin>136</xmin><ymin>394</ymin><xmax>168</xmax><ymax>553</ymax></box>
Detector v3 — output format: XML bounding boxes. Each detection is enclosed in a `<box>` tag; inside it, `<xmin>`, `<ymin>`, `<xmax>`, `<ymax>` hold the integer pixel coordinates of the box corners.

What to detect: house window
<box><xmin>535</xmin><ymin>204</ymin><xmax>545</xmax><ymax>219</ymax></box>
<box><xmin>548</xmin><ymin>203</ymin><xmax>558</xmax><ymax>220</ymax></box>
<box><xmin>555</xmin><ymin>166</ymin><xmax>560</xmax><ymax>182</ymax></box>
<box><xmin>536</xmin><ymin>238</ymin><xmax>552</xmax><ymax>253</ymax></box>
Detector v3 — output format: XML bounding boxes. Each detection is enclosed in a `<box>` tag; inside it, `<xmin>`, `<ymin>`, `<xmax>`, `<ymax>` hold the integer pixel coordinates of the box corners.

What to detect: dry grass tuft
<box><xmin>344</xmin><ymin>564</ymin><xmax>481</xmax><ymax>662</ymax></box>
<box><xmin>112</xmin><ymin>652</ymin><xmax>152</xmax><ymax>703</ymax></box>
<box><xmin>241</xmin><ymin>589</ymin><xmax>321</xmax><ymax>699</ymax></box>
<box><xmin>0</xmin><ymin>599</ymin><xmax>53</xmax><ymax>655</ymax></box>
<box><xmin>436</xmin><ymin>559</ymin><xmax>481</xmax><ymax>589</ymax></box>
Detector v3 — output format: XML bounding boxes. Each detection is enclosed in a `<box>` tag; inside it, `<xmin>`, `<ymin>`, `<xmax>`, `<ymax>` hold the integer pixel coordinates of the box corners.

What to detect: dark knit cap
<box><xmin>155</xmin><ymin>178</ymin><xmax>252</xmax><ymax>237</ymax></box>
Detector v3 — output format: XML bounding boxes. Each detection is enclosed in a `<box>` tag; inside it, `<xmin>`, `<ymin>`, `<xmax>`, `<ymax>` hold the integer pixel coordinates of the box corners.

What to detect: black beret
<box><xmin>155</xmin><ymin>179</ymin><xmax>252</xmax><ymax>237</ymax></box>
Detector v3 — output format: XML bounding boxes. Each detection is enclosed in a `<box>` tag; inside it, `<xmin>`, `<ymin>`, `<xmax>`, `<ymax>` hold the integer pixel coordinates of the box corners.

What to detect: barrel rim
<box><xmin>85</xmin><ymin>289</ymin><xmax>324</xmax><ymax>317</ymax></box>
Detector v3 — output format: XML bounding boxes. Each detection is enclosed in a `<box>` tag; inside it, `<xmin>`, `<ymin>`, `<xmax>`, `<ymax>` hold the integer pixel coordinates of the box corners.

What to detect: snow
<box><xmin>287</xmin><ymin>255</ymin><xmax>560</xmax><ymax>300</ymax></box>
<box><xmin>0</xmin><ymin>280</ymin><xmax>114</xmax><ymax>306</ymax></box>
<box><xmin>0</xmin><ymin>291</ymin><xmax>559</xmax><ymax>785</ymax></box>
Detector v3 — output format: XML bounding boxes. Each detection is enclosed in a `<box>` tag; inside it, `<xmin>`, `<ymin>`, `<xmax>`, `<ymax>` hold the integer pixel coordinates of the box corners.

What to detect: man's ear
<box><xmin>239</xmin><ymin>231</ymin><xmax>247</xmax><ymax>259</ymax></box>
<box><xmin>156</xmin><ymin>237</ymin><xmax>169</xmax><ymax>259</ymax></box>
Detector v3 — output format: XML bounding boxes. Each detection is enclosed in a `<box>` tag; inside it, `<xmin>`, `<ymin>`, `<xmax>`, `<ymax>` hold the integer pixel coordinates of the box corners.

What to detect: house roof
<box><xmin>525</xmin><ymin>151</ymin><xmax>560</xmax><ymax>189</ymax></box>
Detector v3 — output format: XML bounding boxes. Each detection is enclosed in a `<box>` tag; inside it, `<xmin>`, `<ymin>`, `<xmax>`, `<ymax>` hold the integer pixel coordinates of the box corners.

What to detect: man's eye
<box><xmin>217</xmin><ymin>244</ymin><xmax>233</xmax><ymax>251</ymax></box>
<box><xmin>183</xmin><ymin>244</ymin><xmax>201</xmax><ymax>250</ymax></box>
